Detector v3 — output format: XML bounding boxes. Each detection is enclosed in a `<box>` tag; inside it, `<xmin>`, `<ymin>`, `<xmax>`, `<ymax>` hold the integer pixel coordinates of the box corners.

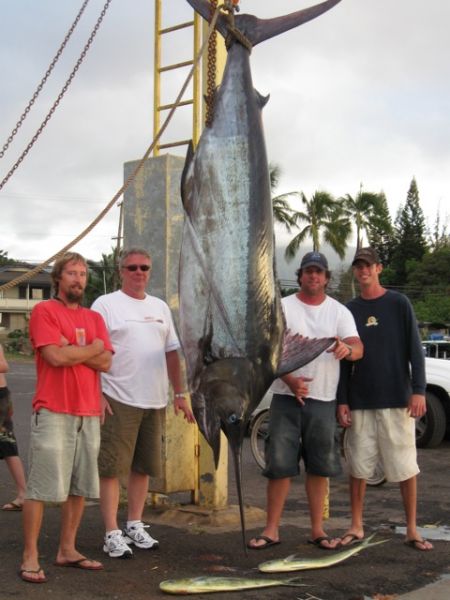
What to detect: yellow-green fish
<box><xmin>159</xmin><ymin>575</ymin><xmax>306</xmax><ymax>595</ymax></box>
<box><xmin>259</xmin><ymin>533</ymin><xmax>387</xmax><ymax>573</ymax></box>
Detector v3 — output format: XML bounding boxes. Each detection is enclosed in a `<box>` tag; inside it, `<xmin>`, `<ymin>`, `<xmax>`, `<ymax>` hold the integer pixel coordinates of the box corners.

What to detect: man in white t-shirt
<box><xmin>92</xmin><ymin>248</ymin><xmax>195</xmax><ymax>559</ymax></box>
<box><xmin>248</xmin><ymin>252</ymin><xmax>363</xmax><ymax>551</ymax></box>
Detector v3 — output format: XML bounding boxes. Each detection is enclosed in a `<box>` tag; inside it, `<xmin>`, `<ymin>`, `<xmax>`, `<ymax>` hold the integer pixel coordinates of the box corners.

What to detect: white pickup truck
<box><xmin>420</xmin><ymin>357</ymin><xmax>450</xmax><ymax>447</ymax></box>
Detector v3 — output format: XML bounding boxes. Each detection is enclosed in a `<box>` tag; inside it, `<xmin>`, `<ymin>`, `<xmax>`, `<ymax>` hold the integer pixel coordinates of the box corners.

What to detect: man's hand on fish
<box><xmin>174</xmin><ymin>395</ymin><xmax>196</xmax><ymax>423</ymax></box>
<box><xmin>328</xmin><ymin>337</ymin><xmax>353</xmax><ymax>360</ymax></box>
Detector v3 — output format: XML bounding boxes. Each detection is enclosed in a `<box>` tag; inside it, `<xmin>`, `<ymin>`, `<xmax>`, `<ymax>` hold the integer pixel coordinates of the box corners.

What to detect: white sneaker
<box><xmin>103</xmin><ymin>529</ymin><xmax>133</xmax><ymax>558</ymax></box>
<box><xmin>123</xmin><ymin>522</ymin><xmax>159</xmax><ymax>550</ymax></box>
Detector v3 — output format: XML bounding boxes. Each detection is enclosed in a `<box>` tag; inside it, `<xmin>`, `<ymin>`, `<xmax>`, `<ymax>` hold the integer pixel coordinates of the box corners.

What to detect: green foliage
<box><xmin>405</xmin><ymin>247</ymin><xmax>450</xmax><ymax>309</ymax></box>
<box><xmin>390</xmin><ymin>178</ymin><xmax>428</xmax><ymax>286</ymax></box>
<box><xmin>84</xmin><ymin>249</ymin><xmax>119</xmax><ymax>307</ymax></box>
<box><xmin>270</xmin><ymin>163</ymin><xmax>300</xmax><ymax>233</ymax></box>
<box><xmin>366</xmin><ymin>191</ymin><xmax>395</xmax><ymax>264</ymax></box>
<box><xmin>379</xmin><ymin>265</ymin><xmax>397</xmax><ymax>287</ymax></box>
<box><xmin>342</xmin><ymin>186</ymin><xmax>392</xmax><ymax>250</ymax></box>
<box><xmin>280</xmin><ymin>286</ymin><xmax>298</xmax><ymax>297</ymax></box>
<box><xmin>5</xmin><ymin>326</ymin><xmax>32</xmax><ymax>355</ymax></box>
<box><xmin>332</xmin><ymin>265</ymin><xmax>355</xmax><ymax>304</ymax></box>
<box><xmin>429</xmin><ymin>210</ymin><xmax>449</xmax><ymax>251</ymax></box>
<box><xmin>0</xmin><ymin>249</ymin><xmax>17</xmax><ymax>266</ymax></box>
<box><xmin>284</xmin><ymin>190</ymin><xmax>351</xmax><ymax>261</ymax></box>
<box><xmin>413</xmin><ymin>295</ymin><xmax>450</xmax><ymax>324</ymax></box>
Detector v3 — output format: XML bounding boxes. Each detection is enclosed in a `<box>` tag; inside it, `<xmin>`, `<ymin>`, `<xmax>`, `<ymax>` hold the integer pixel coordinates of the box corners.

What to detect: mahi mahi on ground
<box><xmin>179</xmin><ymin>0</ymin><xmax>342</xmax><ymax>548</ymax></box>
<box><xmin>160</xmin><ymin>575</ymin><xmax>307</xmax><ymax>595</ymax></box>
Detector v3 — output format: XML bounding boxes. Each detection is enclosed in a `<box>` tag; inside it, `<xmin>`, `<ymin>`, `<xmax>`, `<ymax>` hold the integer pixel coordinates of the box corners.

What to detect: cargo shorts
<box><xmin>263</xmin><ymin>394</ymin><xmax>342</xmax><ymax>479</ymax></box>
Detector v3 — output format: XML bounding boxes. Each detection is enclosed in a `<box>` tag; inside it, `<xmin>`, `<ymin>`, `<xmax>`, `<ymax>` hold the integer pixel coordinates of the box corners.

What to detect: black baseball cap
<box><xmin>352</xmin><ymin>247</ymin><xmax>380</xmax><ymax>266</ymax></box>
<box><xmin>300</xmin><ymin>251</ymin><xmax>329</xmax><ymax>271</ymax></box>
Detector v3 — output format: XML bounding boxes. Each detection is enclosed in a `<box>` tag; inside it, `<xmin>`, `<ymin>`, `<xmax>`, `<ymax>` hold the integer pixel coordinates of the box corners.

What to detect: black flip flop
<box><xmin>247</xmin><ymin>535</ymin><xmax>280</xmax><ymax>550</ymax></box>
<box><xmin>308</xmin><ymin>536</ymin><xmax>340</xmax><ymax>550</ymax></box>
<box><xmin>340</xmin><ymin>533</ymin><xmax>364</xmax><ymax>547</ymax></box>
<box><xmin>54</xmin><ymin>558</ymin><xmax>104</xmax><ymax>570</ymax></box>
<box><xmin>19</xmin><ymin>568</ymin><xmax>48</xmax><ymax>584</ymax></box>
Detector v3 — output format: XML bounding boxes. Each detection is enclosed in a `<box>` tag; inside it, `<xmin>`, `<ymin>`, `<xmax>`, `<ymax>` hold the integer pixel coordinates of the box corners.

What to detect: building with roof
<box><xmin>0</xmin><ymin>264</ymin><xmax>51</xmax><ymax>334</ymax></box>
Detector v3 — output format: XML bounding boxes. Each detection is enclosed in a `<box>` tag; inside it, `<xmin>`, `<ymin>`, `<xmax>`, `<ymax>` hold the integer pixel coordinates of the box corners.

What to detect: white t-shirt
<box><xmin>91</xmin><ymin>290</ymin><xmax>180</xmax><ymax>409</ymax></box>
<box><xmin>271</xmin><ymin>293</ymin><xmax>358</xmax><ymax>401</ymax></box>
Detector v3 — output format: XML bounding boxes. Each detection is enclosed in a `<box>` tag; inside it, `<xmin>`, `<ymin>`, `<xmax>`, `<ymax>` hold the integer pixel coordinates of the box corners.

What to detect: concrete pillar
<box><xmin>123</xmin><ymin>154</ymin><xmax>228</xmax><ymax>507</ymax></box>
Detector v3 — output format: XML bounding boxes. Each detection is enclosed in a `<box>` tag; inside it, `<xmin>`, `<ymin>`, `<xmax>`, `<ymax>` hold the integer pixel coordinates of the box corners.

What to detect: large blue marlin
<box><xmin>179</xmin><ymin>0</ymin><xmax>342</xmax><ymax>548</ymax></box>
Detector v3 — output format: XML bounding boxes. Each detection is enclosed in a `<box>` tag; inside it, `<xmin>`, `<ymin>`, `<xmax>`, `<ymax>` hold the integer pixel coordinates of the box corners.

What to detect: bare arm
<box><xmin>58</xmin><ymin>335</ymin><xmax>111</xmax><ymax>371</ymax></box>
<box><xmin>166</xmin><ymin>350</ymin><xmax>195</xmax><ymax>423</ymax></box>
<box><xmin>328</xmin><ymin>336</ymin><xmax>363</xmax><ymax>361</ymax></box>
<box><xmin>84</xmin><ymin>350</ymin><xmax>112</xmax><ymax>373</ymax></box>
<box><xmin>0</xmin><ymin>344</ymin><xmax>9</xmax><ymax>373</ymax></box>
<box><xmin>280</xmin><ymin>373</ymin><xmax>313</xmax><ymax>406</ymax></box>
<box><xmin>40</xmin><ymin>338</ymin><xmax>105</xmax><ymax>368</ymax></box>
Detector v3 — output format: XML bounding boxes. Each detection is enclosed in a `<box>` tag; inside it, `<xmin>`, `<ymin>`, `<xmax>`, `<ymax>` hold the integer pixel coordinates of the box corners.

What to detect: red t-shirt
<box><xmin>29</xmin><ymin>299</ymin><xmax>113</xmax><ymax>416</ymax></box>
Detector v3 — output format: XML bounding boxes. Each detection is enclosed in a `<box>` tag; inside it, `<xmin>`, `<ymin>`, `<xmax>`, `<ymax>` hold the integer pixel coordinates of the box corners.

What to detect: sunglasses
<box><xmin>123</xmin><ymin>264</ymin><xmax>151</xmax><ymax>272</ymax></box>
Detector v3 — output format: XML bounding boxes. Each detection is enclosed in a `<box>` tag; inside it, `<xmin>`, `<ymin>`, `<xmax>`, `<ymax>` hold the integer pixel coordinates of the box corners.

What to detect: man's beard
<box><xmin>66</xmin><ymin>287</ymin><xmax>84</xmax><ymax>303</ymax></box>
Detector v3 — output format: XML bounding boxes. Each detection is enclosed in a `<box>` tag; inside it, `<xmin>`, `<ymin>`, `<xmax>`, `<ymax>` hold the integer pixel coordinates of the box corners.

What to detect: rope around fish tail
<box><xmin>221</xmin><ymin>1</ymin><xmax>252</xmax><ymax>52</ymax></box>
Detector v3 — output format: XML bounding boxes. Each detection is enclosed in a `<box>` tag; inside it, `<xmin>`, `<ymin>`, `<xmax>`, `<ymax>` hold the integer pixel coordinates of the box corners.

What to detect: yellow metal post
<box><xmin>192</xmin><ymin>14</ymin><xmax>202</xmax><ymax>148</ymax></box>
<box><xmin>151</xmin><ymin>1</ymin><xmax>231</xmax><ymax>511</ymax></box>
<box><xmin>153</xmin><ymin>0</ymin><xmax>162</xmax><ymax>156</ymax></box>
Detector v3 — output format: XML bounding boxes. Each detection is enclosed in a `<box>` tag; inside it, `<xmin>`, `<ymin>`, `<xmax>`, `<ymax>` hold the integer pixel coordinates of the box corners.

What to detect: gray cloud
<box><xmin>1</xmin><ymin>0</ymin><xmax>448</xmax><ymax>262</ymax></box>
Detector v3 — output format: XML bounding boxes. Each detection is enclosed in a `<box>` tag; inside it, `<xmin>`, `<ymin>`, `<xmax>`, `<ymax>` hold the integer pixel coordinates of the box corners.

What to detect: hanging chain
<box><xmin>0</xmin><ymin>0</ymin><xmax>91</xmax><ymax>160</ymax></box>
<box><xmin>0</xmin><ymin>0</ymin><xmax>113</xmax><ymax>193</ymax></box>
<box><xmin>0</xmin><ymin>3</ymin><xmax>223</xmax><ymax>293</ymax></box>
<box><xmin>205</xmin><ymin>0</ymin><xmax>218</xmax><ymax>127</ymax></box>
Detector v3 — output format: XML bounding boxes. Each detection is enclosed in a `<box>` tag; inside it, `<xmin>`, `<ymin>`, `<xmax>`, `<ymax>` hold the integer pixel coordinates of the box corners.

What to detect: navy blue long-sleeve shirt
<box><xmin>337</xmin><ymin>290</ymin><xmax>426</xmax><ymax>410</ymax></box>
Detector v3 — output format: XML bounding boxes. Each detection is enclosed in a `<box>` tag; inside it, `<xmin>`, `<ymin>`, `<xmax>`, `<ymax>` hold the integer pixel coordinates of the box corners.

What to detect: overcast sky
<box><xmin>1</xmin><ymin>0</ymin><xmax>449</xmax><ymax>265</ymax></box>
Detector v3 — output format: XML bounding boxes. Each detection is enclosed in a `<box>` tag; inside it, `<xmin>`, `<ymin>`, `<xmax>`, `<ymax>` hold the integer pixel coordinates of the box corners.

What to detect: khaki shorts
<box><xmin>98</xmin><ymin>395</ymin><xmax>163</xmax><ymax>478</ymax></box>
<box><xmin>26</xmin><ymin>409</ymin><xmax>100</xmax><ymax>502</ymax></box>
<box><xmin>343</xmin><ymin>408</ymin><xmax>419</xmax><ymax>483</ymax></box>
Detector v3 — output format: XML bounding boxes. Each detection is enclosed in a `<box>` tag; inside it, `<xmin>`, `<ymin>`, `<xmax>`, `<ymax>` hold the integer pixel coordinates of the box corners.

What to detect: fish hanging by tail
<box><xmin>179</xmin><ymin>0</ymin><xmax>342</xmax><ymax>552</ymax></box>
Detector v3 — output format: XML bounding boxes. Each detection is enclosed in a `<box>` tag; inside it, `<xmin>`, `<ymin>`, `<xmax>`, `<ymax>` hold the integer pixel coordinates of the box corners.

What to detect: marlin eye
<box><xmin>227</xmin><ymin>413</ymin><xmax>240</xmax><ymax>424</ymax></box>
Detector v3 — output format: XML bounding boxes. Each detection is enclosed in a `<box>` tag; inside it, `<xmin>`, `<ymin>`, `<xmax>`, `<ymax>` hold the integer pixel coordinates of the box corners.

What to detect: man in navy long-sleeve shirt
<box><xmin>337</xmin><ymin>247</ymin><xmax>433</xmax><ymax>552</ymax></box>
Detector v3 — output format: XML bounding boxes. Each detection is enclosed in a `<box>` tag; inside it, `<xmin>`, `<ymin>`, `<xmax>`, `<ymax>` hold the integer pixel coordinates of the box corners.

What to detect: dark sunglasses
<box><xmin>123</xmin><ymin>264</ymin><xmax>151</xmax><ymax>272</ymax></box>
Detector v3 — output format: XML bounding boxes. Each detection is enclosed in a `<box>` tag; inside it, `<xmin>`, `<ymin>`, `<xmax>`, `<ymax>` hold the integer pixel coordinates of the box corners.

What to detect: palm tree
<box><xmin>342</xmin><ymin>185</ymin><xmax>390</xmax><ymax>249</ymax></box>
<box><xmin>84</xmin><ymin>250</ymin><xmax>119</xmax><ymax>307</ymax></box>
<box><xmin>270</xmin><ymin>163</ymin><xmax>300</xmax><ymax>232</ymax></box>
<box><xmin>284</xmin><ymin>190</ymin><xmax>351</xmax><ymax>261</ymax></box>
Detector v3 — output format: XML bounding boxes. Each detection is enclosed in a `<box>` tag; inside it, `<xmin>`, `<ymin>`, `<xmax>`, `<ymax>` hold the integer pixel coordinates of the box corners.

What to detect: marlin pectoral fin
<box><xmin>276</xmin><ymin>333</ymin><xmax>335</xmax><ymax>378</ymax></box>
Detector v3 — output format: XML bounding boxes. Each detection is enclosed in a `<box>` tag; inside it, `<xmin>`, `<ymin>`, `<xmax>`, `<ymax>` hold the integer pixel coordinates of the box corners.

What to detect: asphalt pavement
<box><xmin>1</xmin><ymin>359</ymin><xmax>449</xmax><ymax>600</ymax></box>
